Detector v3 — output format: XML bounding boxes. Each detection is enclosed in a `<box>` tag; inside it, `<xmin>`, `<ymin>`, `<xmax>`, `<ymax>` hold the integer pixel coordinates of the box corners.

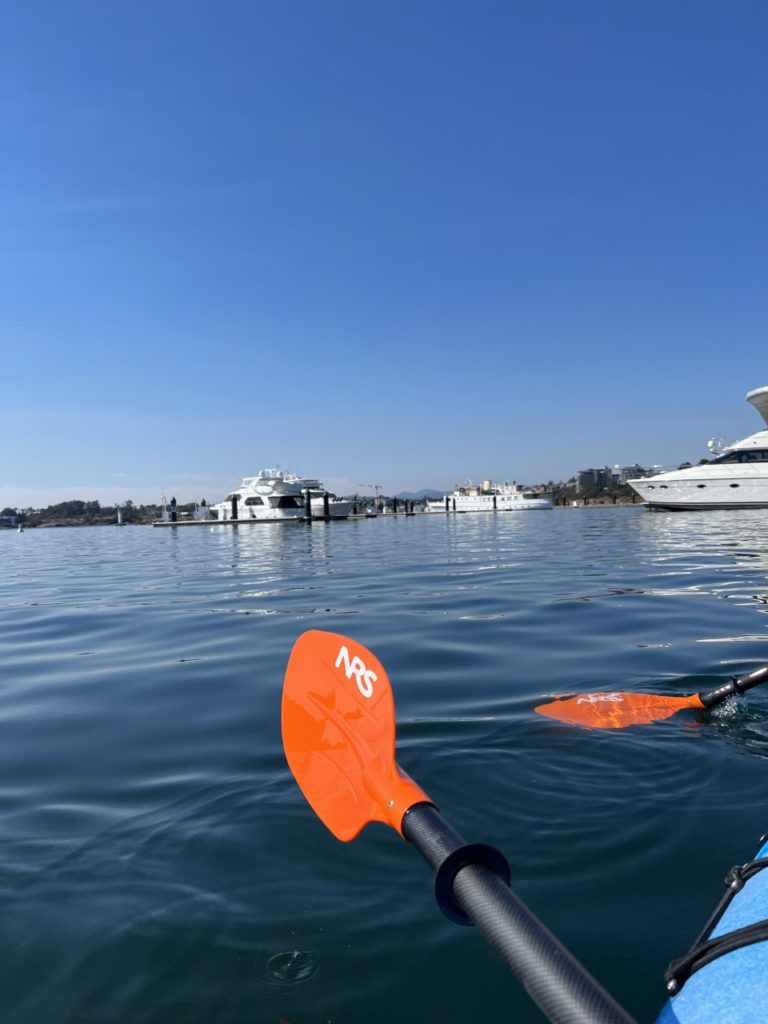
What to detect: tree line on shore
<box><xmin>0</xmin><ymin>500</ymin><xmax>201</xmax><ymax>527</ymax></box>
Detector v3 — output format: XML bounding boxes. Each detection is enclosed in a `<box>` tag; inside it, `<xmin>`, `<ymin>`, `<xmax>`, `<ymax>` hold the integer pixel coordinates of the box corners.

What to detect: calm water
<box><xmin>2</xmin><ymin>509</ymin><xmax>768</xmax><ymax>1024</ymax></box>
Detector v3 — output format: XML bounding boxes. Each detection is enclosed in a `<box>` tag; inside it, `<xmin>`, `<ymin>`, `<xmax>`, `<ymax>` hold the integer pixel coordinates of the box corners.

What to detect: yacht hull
<box><xmin>215</xmin><ymin>499</ymin><xmax>353</xmax><ymax>523</ymax></box>
<box><xmin>427</xmin><ymin>496</ymin><xmax>552</xmax><ymax>512</ymax></box>
<box><xmin>643</xmin><ymin>500</ymin><xmax>768</xmax><ymax>511</ymax></box>
<box><xmin>629</xmin><ymin>474</ymin><xmax>768</xmax><ymax>511</ymax></box>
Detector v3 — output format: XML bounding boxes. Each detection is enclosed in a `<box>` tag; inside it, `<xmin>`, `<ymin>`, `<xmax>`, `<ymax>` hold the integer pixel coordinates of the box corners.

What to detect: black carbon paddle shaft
<box><xmin>699</xmin><ymin>665</ymin><xmax>768</xmax><ymax>709</ymax></box>
<box><xmin>402</xmin><ymin>804</ymin><xmax>637</xmax><ymax>1024</ymax></box>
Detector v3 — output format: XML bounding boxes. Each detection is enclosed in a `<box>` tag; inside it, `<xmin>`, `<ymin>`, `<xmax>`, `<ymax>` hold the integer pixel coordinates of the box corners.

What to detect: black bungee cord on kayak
<box><xmin>665</xmin><ymin>850</ymin><xmax>768</xmax><ymax>994</ymax></box>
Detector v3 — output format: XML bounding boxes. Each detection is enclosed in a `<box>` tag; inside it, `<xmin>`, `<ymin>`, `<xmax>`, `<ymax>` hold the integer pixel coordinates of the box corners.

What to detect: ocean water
<box><xmin>2</xmin><ymin>508</ymin><xmax>768</xmax><ymax>1024</ymax></box>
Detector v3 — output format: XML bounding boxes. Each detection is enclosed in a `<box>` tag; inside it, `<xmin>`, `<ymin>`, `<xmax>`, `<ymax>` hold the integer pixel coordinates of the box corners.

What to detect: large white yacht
<box><xmin>628</xmin><ymin>386</ymin><xmax>768</xmax><ymax>510</ymax></box>
<box><xmin>427</xmin><ymin>480</ymin><xmax>553</xmax><ymax>513</ymax></box>
<box><xmin>210</xmin><ymin>468</ymin><xmax>353</xmax><ymax>522</ymax></box>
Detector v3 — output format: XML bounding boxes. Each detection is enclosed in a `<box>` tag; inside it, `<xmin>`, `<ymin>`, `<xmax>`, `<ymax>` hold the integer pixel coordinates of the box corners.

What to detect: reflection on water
<box><xmin>1</xmin><ymin>509</ymin><xmax>768</xmax><ymax>1023</ymax></box>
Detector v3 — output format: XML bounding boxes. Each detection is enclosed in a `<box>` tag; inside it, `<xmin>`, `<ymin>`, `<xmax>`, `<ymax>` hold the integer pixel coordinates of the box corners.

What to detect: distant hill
<box><xmin>395</xmin><ymin>489</ymin><xmax>444</xmax><ymax>500</ymax></box>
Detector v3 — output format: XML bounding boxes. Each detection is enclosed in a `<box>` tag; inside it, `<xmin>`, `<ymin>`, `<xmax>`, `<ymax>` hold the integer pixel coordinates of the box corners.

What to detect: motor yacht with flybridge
<box><xmin>210</xmin><ymin>468</ymin><xmax>353</xmax><ymax>522</ymax></box>
<box><xmin>627</xmin><ymin>386</ymin><xmax>768</xmax><ymax>510</ymax></box>
<box><xmin>426</xmin><ymin>480</ymin><xmax>553</xmax><ymax>512</ymax></box>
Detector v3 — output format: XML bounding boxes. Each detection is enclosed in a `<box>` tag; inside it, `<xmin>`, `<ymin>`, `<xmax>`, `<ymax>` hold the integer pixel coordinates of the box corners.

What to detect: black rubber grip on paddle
<box><xmin>402</xmin><ymin>803</ymin><xmax>637</xmax><ymax>1024</ymax></box>
<box><xmin>434</xmin><ymin>843</ymin><xmax>512</xmax><ymax>925</ymax></box>
<box><xmin>699</xmin><ymin>665</ymin><xmax>768</xmax><ymax>709</ymax></box>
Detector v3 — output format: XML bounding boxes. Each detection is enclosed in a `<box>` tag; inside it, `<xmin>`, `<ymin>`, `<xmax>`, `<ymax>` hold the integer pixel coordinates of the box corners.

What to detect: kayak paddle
<box><xmin>534</xmin><ymin>665</ymin><xmax>768</xmax><ymax>730</ymax></box>
<box><xmin>282</xmin><ymin>629</ymin><xmax>637</xmax><ymax>1024</ymax></box>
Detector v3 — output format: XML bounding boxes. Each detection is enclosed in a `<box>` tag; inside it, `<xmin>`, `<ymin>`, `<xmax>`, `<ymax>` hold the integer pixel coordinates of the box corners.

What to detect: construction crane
<box><xmin>359</xmin><ymin>483</ymin><xmax>382</xmax><ymax>499</ymax></box>
<box><xmin>359</xmin><ymin>484</ymin><xmax>383</xmax><ymax>509</ymax></box>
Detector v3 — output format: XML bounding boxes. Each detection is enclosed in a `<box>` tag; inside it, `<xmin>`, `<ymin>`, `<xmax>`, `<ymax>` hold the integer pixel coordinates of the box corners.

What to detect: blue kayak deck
<box><xmin>657</xmin><ymin>839</ymin><xmax>768</xmax><ymax>1024</ymax></box>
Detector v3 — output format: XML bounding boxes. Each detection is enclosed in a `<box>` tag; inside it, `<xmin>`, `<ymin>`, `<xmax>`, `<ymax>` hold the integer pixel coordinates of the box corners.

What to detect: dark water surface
<box><xmin>2</xmin><ymin>509</ymin><xmax>768</xmax><ymax>1024</ymax></box>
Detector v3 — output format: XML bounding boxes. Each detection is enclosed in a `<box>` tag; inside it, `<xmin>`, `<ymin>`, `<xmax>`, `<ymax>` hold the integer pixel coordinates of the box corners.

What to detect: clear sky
<box><xmin>2</xmin><ymin>1</ymin><xmax>766</xmax><ymax>507</ymax></box>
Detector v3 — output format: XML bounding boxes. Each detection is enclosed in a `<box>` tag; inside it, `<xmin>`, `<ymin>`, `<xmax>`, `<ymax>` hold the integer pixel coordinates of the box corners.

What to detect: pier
<box><xmin>152</xmin><ymin>513</ymin><xmax>383</xmax><ymax>527</ymax></box>
<box><xmin>153</xmin><ymin>493</ymin><xmax>421</xmax><ymax>527</ymax></box>
<box><xmin>152</xmin><ymin>510</ymin><xmax>425</xmax><ymax>527</ymax></box>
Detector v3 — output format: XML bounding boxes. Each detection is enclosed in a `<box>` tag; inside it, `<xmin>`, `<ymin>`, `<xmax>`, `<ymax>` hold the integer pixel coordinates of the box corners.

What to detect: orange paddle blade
<box><xmin>282</xmin><ymin>630</ymin><xmax>431</xmax><ymax>841</ymax></box>
<box><xmin>534</xmin><ymin>691</ymin><xmax>706</xmax><ymax>729</ymax></box>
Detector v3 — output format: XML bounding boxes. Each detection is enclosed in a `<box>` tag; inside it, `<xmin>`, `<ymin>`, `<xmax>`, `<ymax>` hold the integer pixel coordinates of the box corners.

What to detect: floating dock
<box><xmin>153</xmin><ymin>496</ymin><xmax>422</xmax><ymax>527</ymax></box>
<box><xmin>152</xmin><ymin>513</ymin><xmax>384</xmax><ymax>527</ymax></box>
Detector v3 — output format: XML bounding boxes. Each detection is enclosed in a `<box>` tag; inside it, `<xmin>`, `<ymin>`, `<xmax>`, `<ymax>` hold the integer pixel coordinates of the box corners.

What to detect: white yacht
<box><xmin>628</xmin><ymin>386</ymin><xmax>768</xmax><ymax>510</ymax></box>
<box><xmin>211</xmin><ymin>468</ymin><xmax>353</xmax><ymax>522</ymax></box>
<box><xmin>427</xmin><ymin>480</ymin><xmax>553</xmax><ymax>513</ymax></box>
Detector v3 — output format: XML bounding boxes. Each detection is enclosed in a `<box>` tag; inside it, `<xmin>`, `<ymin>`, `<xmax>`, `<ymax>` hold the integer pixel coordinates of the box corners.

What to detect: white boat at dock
<box><xmin>210</xmin><ymin>468</ymin><xmax>354</xmax><ymax>522</ymax></box>
<box><xmin>427</xmin><ymin>480</ymin><xmax>553</xmax><ymax>513</ymax></box>
<box><xmin>627</xmin><ymin>386</ymin><xmax>768</xmax><ymax>510</ymax></box>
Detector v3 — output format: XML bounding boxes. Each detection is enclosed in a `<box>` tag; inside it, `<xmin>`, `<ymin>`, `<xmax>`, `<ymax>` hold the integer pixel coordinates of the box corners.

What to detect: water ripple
<box><xmin>2</xmin><ymin>511</ymin><xmax>768</xmax><ymax>1023</ymax></box>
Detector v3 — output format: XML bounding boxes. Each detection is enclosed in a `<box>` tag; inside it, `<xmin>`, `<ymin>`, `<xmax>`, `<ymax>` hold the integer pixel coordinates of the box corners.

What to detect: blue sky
<box><xmin>2</xmin><ymin>1</ymin><xmax>766</xmax><ymax>507</ymax></box>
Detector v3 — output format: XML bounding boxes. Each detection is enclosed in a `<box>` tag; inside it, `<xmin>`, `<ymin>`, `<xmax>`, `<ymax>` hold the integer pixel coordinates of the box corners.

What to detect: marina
<box><xmin>154</xmin><ymin>470</ymin><xmax>555</xmax><ymax>526</ymax></box>
<box><xmin>154</xmin><ymin>468</ymin><xmax>557</xmax><ymax>526</ymax></box>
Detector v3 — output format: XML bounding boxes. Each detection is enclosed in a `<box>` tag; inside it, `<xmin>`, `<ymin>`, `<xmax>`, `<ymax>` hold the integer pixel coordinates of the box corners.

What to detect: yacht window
<box><xmin>712</xmin><ymin>449</ymin><xmax>768</xmax><ymax>464</ymax></box>
<box><xmin>730</xmin><ymin>484</ymin><xmax>740</xmax><ymax>488</ymax></box>
<box><xmin>271</xmin><ymin>496</ymin><xmax>303</xmax><ymax>509</ymax></box>
<box><xmin>697</xmin><ymin>484</ymin><xmax>706</xmax><ymax>488</ymax></box>
<box><xmin>244</xmin><ymin>497</ymin><xmax>265</xmax><ymax>506</ymax></box>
